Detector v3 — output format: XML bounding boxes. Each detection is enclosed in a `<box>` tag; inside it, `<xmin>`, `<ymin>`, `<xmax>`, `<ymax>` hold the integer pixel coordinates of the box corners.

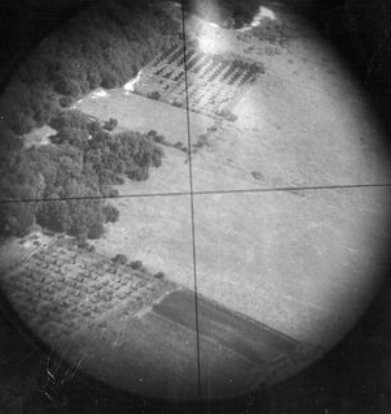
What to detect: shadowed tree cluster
<box><xmin>0</xmin><ymin>110</ymin><xmax>164</xmax><ymax>239</ymax></box>
<box><xmin>0</xmin><ymin>1</ymin><xmax>176</xmax><ymax>239</ymax></box>
<box><xmin>0</xmin><ymin>0</ymin><xmax>180</xmax><ymax>136</ymax></box>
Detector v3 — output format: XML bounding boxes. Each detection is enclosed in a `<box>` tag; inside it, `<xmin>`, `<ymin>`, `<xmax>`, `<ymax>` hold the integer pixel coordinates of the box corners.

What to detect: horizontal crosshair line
<box><xmin>1</xmin><ymin>182</ymin><xmax>391</xmax><ymax>204</ymax></box>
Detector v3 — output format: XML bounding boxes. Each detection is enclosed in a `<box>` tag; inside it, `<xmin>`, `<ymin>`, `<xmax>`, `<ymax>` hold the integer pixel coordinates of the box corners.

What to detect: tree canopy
<box><xmin>0</xmin><ymin>1</ymin><xmax>176</xmax><ymax>239</ymax></box>
<box><xmin>0</xmin><ymin>110</ymin><xmax>165</xmax><ymax>239</ymax></box>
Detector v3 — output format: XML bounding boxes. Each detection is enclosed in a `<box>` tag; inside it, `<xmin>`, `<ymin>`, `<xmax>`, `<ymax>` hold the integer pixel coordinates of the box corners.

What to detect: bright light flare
<box><xmin>90</xmin><ymin>88</ymin><xmax>109</xmax><ymax>99</ymax></box>
<box><xmin>124</xmin><ymin>70</ymin><xmax>142</xmax><ymax>94</ymax></box>
<box><xmin>239</xmin><ymin>6</ymin><xmax>277</xmax><ymax>32</ymax></box>
<box><xmin>197</xmin><ymin>22</ymin><xmax>224</xmax><ymax>54</ymax></box>
<box><xmin>255</xmin><ymin>6</ymin><xmax>276</xmax><ymax>23</ymax></box>
<box><xmin>198</xmin><ymin>33</ymin><xmax>219</xmax><ymax>54</ymax></box>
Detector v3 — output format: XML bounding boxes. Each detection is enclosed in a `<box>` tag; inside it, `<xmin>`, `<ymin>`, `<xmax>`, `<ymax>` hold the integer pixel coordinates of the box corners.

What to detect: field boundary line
<box><xmin>180</xmin><ymin>0</ymin><xmax>202</xmax><ymax>402</ymax></box>
<box><xmin>1</xmin><ymin>182</ymin><xmax>391</xmax><ymax>204</ymax></box>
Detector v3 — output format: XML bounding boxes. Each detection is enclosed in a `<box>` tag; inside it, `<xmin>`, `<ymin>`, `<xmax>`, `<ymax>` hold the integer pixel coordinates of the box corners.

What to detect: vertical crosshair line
<box><xmin>180</xmin><ymin>0</ymin><xmax>202</xmax><ymax>401</ymax></box>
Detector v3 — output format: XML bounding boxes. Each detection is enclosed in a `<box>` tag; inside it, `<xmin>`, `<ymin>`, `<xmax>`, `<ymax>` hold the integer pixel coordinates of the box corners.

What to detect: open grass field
<box><xmin>80</xmin><ymin>4</ymin><xmax>391</xmax><ymax>351</ymax></box>
<box><xmin>78</xmin><ymin>90</ymin><xmax>189</xmax><ymax>145</ymax></box>
<box><xmin>91</xmin><ymin>185</ymin><xmax>390</xmax><ymax>350</ymax></box>
<box><xmin>187</xmin><ymin>19</ymin><xmax>391</xmax><ymax>193</ymax></box>
<box><xmin>191</xmin><ymin>188</ymin><xmax>391</xmax><ymax>346</ymax></box>
<box><xmin>92</xmin><ymin>195</ymin><xmax>195</xmax><ymax>286</ymax></box>
<box><xmin>76</xmin><ymin>89</ymin><xmax>217</xmax><ymax>195</ymax></box>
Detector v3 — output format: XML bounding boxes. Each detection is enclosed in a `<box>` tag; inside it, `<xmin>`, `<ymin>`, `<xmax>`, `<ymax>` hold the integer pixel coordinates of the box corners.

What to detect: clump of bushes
<box><xmin>194</xmin><ymin>134</ymin><xmax>208</xmax><ymax>148</ymax></box>
<box><xmin>59</xmin><ymin>95</ymin><xmax>74</xmax><ymax>108</ymax></box>
<box><xmin>77</xmin><ymin>233</ymin><xmax>89</xmax><ymax>249</ymax></box>
<box><xmin>147</xmin><ymin>130</ymin><xmax>166</xmax><ymax>144</ymax></box>
<box><xmin>251</xmin><ymin>171</ymin><xmax>263</xmax><ymax>181</ymax></box>
<box><xmin>154</xmin><ymin>271</ymin><xmax>165</xmax><ymax>279</ymax></box>
<box><xmin>130</xmin><ymin>260</ymin><xmax>143</xmax><ymax>270</ymax></box>
<box><xmin>103</xmin><ymin>118</ymin><xmax>118</xmax><ymax>131</ymax></box>
<box><xmin>218</xmin><ymin>109</ymin><xmax>238</xmax><ymax>122</ymax></box>
<box><xmin>103</xmin><ymin>204</ymin><xmax>120</xmax><ymax>223</ymax></box>
<box><xmin>172</xmin><ymin>100</ymin><xmax>182</xmax><ymax>108</ymax></box>
<box><xmin>148</xmin><ymin>91</ymin><xmax>161</xmax><ymax>100</ymax></box>
<box><xmin>112</xmin><ymin>254</ymin><xmax>128</xmax><ymax>265</ymax></box>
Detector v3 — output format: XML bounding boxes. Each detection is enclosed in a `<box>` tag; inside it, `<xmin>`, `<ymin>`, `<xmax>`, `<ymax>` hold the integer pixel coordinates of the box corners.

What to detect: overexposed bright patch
<box><xmin>90</xmin><ymin>88</ymin><xmax>109</xmax><ymax>99</ymax></box>
<box><xmin>198</xmin><ymin>34</ymin><xmax>218</xmax><ymax>54</ymax></box>
<box><xmin>256</xmin><ymin>7</ymin><xmax>276</xmax><ymax>23</ymax></box>
<box><xmin>124</xmin><ymin>70</ymin><xmax>142</xmax><ymax>95</ymax></box>
<box><xmin>23</xmin><ymin>125</ymin><xmax>56</xmax><ymax>149</ymax></box>
<box><xmin>197</xmin><ymin>21</ymin><xmax>226</xmax><ymax>54</ymax></box>
<box><xmin>208</xmin><ymin>22</ymin><xmax>220</xmax><ymax>29</ymax></box>
<box><xmin>23</xmin><ymin>241</ymin><xmax>33</xmax><ymax>249</ymax></box>
<box><xmin>239</xmin><ymin>6</ymin><xmax>277</xmax><ymax>32</ymax></box>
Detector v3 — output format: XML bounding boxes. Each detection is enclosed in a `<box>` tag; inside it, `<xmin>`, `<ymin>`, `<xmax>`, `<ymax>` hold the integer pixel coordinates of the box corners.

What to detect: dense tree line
<box><xmin>0</xmin><ymin>110</ymin><xmax>164</xmax><ymax>239</ymax></box>
<box><xmin>0</xmin><ymin>0</ymin><xmax>180</xmax><ymax>136</ymax></box>
<box><xmin>0</xmin><ymin>0</ymin><xmax>177</xmax><ymax>239</ymax></box>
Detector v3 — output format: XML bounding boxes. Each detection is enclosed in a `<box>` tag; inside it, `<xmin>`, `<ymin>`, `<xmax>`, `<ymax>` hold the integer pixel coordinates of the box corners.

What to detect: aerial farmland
<box><xmin>0</xmin><ymin>0</ymin><xmax>390</xmax><ymax>403</ymax></box>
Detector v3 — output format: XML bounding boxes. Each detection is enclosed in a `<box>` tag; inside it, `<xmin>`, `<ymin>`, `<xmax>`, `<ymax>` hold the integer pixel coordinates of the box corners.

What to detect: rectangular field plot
<box><xmin>78</xmin><ymin>299</ymin><xmax>267</xmax><ymax>401</ymax></box>
<box><xmin>83</xmin><ymin>309</ymin><xmax>200</xmax><ymax>401</ymax></box>
<box><xmin>154</xmin><ymin>290</ymin><xmax>299</xmax><ymax>364</ymax></box>
<box><xmin>152</xmin><ymin>289</ymin><xmax>313</xmax><ymax>399</ymax></box>
<box><xmin>134</xmin><ymin>44</ymin><xmax>264</xmax><ymax>118</ymax></box>
<box><xmin>0</xmin><ymin>236</ymin><xmax>176</xmax><ymax>347</ymax></box>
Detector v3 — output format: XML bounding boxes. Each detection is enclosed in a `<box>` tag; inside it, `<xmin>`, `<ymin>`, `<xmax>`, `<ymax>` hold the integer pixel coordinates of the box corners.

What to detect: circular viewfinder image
<box><xmin>0</xmin><ymin>0</ymin><xmax>390</xmax><ymax>402</ymax></box>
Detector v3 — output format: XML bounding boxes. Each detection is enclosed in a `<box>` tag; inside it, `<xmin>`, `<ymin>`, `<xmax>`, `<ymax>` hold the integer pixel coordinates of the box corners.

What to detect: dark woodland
<box><xmin>0</xmin><ymin>1</ymin><xmax>179</xmax><ymax>239</ymax></box>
